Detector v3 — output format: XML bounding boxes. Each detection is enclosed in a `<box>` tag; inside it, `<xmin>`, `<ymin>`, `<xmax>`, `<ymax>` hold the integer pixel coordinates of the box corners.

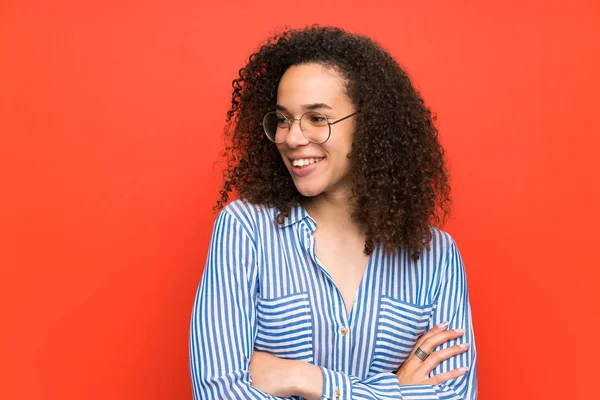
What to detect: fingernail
<box><xmin>458</xmin><ymin>367</ymin><xmax>469</xmax><ymax>373</ymax></box>
<box><xmin>437</xmin><ymin>321</ymin><xmax>450</xmax><ymax>329</ymax></box>
<box><xmin>454</xmin><ymin>329</ymin><xmax>465</xmax><ymax>334</ymax></box>
<box><xmin>459</xmin><ymin>343</ymin><xmax>470</xmax><ymax>349</ymax></box>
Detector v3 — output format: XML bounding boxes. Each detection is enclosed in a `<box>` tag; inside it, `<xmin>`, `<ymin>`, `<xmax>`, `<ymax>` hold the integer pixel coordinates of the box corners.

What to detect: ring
<box><xmin>415</xmin><ymin>347</ymin><xmax>429</xmax><ymax>361</ymax></box>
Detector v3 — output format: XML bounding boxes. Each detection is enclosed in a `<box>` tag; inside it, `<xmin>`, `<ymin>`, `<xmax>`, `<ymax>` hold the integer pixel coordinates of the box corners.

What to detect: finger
<box><xmin>419</xmin><ymin>343</ymin><xmax>470</xmax><ymax>373</ymax></box>
<box><xmin>412</xmin><ymin>322</ymin><xmax>451</xmax><ymax>352</ymax></box>
<box><xmin>419</xmin><ymin>328</ymin><xmax>466</xmax><ymax>354</ymax></box>
<box><xmin>424</xmin><ymin>366</ymin><xmax>470</xmax><ymax>385</ymax></box>
<box><xmin>405</xmin><ymin>328</ymin><xmax>465</xmax><ymax>369</ymax></box>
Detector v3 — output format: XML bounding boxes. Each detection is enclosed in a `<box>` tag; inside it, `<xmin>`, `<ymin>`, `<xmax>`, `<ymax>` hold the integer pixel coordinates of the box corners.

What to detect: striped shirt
<box><xmin>189</xmin><ymin>199</ymin><xmax>477</xmax><ymax>399</ymax></box>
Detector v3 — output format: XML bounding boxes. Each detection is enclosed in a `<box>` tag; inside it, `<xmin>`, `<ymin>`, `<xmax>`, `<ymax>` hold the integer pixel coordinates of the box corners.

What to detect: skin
<box><xmin>249</xmin><ymin>63</ymin><xmax>469</xmax><ymax>398</ymax></box>
<box><xmin>274</xmin><ymin>63</ymin><xmax>356</xmax><ymax>199</ymax></box>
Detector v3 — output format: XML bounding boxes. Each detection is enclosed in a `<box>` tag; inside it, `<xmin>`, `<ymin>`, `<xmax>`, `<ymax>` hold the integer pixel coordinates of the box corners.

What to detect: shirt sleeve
<box><xmin>318</xmin><ymin>237</ymin><xmax>478</xmax><ymax>400</ymax></box>
<box><xmin>189</xmin><ymin>210</ymin><xmax>292</xmax><ymax>400</ymax></box>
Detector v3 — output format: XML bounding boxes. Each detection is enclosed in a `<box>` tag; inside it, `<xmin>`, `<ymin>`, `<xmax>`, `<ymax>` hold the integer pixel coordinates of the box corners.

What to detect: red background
<box><xmin>1</xmin><ymin>1</ymin><xmax>598</xmax><ymax>399</ymax></box>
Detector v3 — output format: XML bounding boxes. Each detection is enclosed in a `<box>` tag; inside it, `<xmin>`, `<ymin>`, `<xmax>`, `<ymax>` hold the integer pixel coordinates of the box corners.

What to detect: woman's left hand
<box><xmin>249</xmin><ymin>350</ymin><xmax>297</xmax><ymax>398</ymax></box>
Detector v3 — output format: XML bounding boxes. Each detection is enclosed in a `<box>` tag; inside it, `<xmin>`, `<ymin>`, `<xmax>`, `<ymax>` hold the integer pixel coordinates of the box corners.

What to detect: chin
<box><xmin>297</xmin><ymin>188</ymin><xmax>323</xmax><ymax>198</ymax></box>
<box><xmin>293</xmin><ymin>182</ymin><xmax>325</xmax><ymax>198</ymax></box>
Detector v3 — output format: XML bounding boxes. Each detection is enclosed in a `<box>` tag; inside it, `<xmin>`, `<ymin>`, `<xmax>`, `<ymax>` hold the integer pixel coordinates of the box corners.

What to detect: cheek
<box><xmin>324</xmin><ymin>141</ymin><xmax>352</xmax><ymax>165</ymax></box>
<box><xmin>331</xmin><ymin>130</ymin><xmax>354</xmax><ymax>153</ymax></box>
<box><xmin>331</xmin><ymin>146</ymin><xmax>353</xmax><ymax>175</ymax></box>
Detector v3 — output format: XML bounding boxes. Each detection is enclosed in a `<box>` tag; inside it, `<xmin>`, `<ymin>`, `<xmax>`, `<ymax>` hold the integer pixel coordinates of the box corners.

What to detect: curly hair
<box><xmin>216</xmin><ymin>24</ymin><xmax>452</xmax><ymax>261</ymax></box>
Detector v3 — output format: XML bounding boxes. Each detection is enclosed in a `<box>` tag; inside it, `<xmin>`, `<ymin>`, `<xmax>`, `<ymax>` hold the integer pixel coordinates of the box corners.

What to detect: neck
<box><xmin>302</xmin><ymin>191</ymin><xmax>364</xmax><ymax>238</ymax></box>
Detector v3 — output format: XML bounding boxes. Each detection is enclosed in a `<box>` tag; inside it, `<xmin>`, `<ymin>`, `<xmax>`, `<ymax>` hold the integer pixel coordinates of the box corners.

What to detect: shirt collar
<box><xmin>276</xmin><ymin>202</ymin><xmax>315</xmax><ymax>229</ymax></box>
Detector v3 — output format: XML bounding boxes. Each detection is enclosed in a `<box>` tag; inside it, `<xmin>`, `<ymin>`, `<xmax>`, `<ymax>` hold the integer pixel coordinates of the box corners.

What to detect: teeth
<box><xmin>292</xmin><ymin>157</ymin><xmax>323</xmax><ymax>167</ymax></box>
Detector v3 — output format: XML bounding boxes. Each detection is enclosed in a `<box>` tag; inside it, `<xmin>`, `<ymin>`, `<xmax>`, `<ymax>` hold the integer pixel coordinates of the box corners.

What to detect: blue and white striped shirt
<box><xmin>189</xmin><ymin>199</ymin><xmax>477</xmax><ymax>399</ymax></box>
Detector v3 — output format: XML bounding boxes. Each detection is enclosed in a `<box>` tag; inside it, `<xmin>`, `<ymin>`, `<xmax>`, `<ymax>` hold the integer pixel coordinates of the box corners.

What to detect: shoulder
<box><xmin>427</xmin><ymin>226</ymin><xmax>466</xmax><ymax>280</ymax></box>
<box><xmin>218</xmin><ymin>199</ymin><xmax>277</xmax><ymax>238</ymax></box>
<box><xmin>428</xmin><ymin>225</ymin><xmax>458</xmax><ymax>255</ymax></box>
<box><xmin>220</xmin><ymin>198</ymin><xmax>276</xmax><ymax>222</ymax></box>
<box><xmin>383</xmin><ymin>225</ymin><xmax>459</xmax><ymax>271</ymax></box>
<box><xmin>401</xmin><ymin>226</ymin><xmax>461</xmax><ymax>279</ymax></box>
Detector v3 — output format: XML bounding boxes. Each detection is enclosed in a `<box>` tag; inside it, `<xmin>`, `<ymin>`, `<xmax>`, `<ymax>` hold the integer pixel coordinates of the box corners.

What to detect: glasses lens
<box><xmin>300</xmin><ymin>112</ymin><xmax>330</xmax><ymax>144</ymax></box>
<box><xmin>263</xmin><ymin>111</ymin><xmax>288</xmax><ymax>143</ymax></box>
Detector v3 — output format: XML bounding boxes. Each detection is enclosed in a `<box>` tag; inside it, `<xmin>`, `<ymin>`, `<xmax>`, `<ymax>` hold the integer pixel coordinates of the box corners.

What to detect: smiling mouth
<box><xmin>291</xmin><ymin>157</ymin><xmax>325</xmax><ymax>168</ymax></box>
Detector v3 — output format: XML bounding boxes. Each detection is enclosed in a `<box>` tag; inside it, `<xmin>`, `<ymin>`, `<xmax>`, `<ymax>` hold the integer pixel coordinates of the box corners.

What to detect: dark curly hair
<box><xmin>216</xmin><ymin>24</ymin><xmax>452</xmax><ymax>261</ymax></box>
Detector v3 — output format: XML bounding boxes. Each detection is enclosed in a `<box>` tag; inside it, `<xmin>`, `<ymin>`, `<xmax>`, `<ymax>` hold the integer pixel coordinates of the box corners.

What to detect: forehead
<box><xmin>276</xmin><ymin>63</ymin><xmax>349</xmax><ymax>109</ymax></box>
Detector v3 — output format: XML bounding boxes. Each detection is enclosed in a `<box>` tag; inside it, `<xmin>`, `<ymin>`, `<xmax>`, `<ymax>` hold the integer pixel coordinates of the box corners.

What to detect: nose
<box><xmin>284</xmin><ymin>118</ymin><xmax>309</xmax><ymax>148</ymax></box>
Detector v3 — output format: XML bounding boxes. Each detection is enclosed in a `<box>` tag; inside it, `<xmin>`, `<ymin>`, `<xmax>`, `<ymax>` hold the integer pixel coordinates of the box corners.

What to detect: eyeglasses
<box><xmin>261</xmin><ymin>110</ymin><xmax>360</xmax><ymax>144</ymax></box>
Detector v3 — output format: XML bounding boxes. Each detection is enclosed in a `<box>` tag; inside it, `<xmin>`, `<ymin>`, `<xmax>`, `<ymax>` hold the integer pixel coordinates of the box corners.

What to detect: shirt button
<box><xmin>334</xmin><ymin>389</ymin><xmax>341</xmax><ymax>397</ymax></box>
<box><xmin>340</xmin><ymin>327</ymin><xmax>348</xmax><ymax>335</ymax></box>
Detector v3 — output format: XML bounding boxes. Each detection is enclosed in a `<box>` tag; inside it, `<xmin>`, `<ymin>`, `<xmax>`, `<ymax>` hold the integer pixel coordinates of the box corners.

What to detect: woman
<box><xmin>190</xmin><ymin>25</ymin><xmax>477</xmax><ymax>399</ymax></box>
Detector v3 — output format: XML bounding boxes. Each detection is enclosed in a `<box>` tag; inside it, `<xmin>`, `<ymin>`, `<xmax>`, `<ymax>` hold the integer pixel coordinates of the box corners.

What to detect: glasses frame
<box><xmin>261</xmin><ymin>110</ymin><xmax>361</xmax><ymax>144</ymax></box>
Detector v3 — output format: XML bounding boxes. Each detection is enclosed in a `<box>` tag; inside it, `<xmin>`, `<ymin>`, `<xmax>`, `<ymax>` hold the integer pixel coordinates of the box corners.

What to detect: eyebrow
<box><xmin>276</xmin><ymin>103</ymin><xmax>334</xmax><ymax>112</ymax></box>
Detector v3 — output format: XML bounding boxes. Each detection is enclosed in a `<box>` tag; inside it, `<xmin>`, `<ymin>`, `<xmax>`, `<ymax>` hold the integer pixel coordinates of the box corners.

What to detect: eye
<box><xmin>306</xmin><ymin>113</ymin><xmax>328</xmax><ymax>126</ymax></box>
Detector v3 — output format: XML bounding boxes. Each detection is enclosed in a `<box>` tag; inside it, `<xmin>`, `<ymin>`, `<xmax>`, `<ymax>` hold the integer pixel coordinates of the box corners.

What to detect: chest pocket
<box><xmin>370</xmin><ymin>295</ymin><xmax>435</xmax><ymax>374</ymax></box>
<box><xmin>255</xmin><ymin>292</ymin><xmax>314</xmax><ymax>363</ymax></box>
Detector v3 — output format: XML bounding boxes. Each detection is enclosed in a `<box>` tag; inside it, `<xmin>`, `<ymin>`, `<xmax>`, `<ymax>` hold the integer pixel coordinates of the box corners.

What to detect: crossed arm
<box><xmin>189</xmin><ymin>210</ymin><xmax>477</xmax><ymax>399</ymax></box>
<box><xmin>248</xmin><ymin>323</ymin><xmax>471</xmax><ymax>399</ymax></box>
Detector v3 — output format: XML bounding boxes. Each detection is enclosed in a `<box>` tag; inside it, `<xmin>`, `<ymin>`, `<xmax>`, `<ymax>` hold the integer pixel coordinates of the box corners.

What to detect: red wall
<box><xmin>1</xmin><ymin>1</ymin><xmax>598</xmax><ymax>399</ymax></box>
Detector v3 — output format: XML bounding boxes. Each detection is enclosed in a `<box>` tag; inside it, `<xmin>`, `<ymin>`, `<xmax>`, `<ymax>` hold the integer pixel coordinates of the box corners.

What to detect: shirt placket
<box><xmin>297</xmin><ymin>219</ymin><xmax>354</xmax><ymax>378</ymax></box>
